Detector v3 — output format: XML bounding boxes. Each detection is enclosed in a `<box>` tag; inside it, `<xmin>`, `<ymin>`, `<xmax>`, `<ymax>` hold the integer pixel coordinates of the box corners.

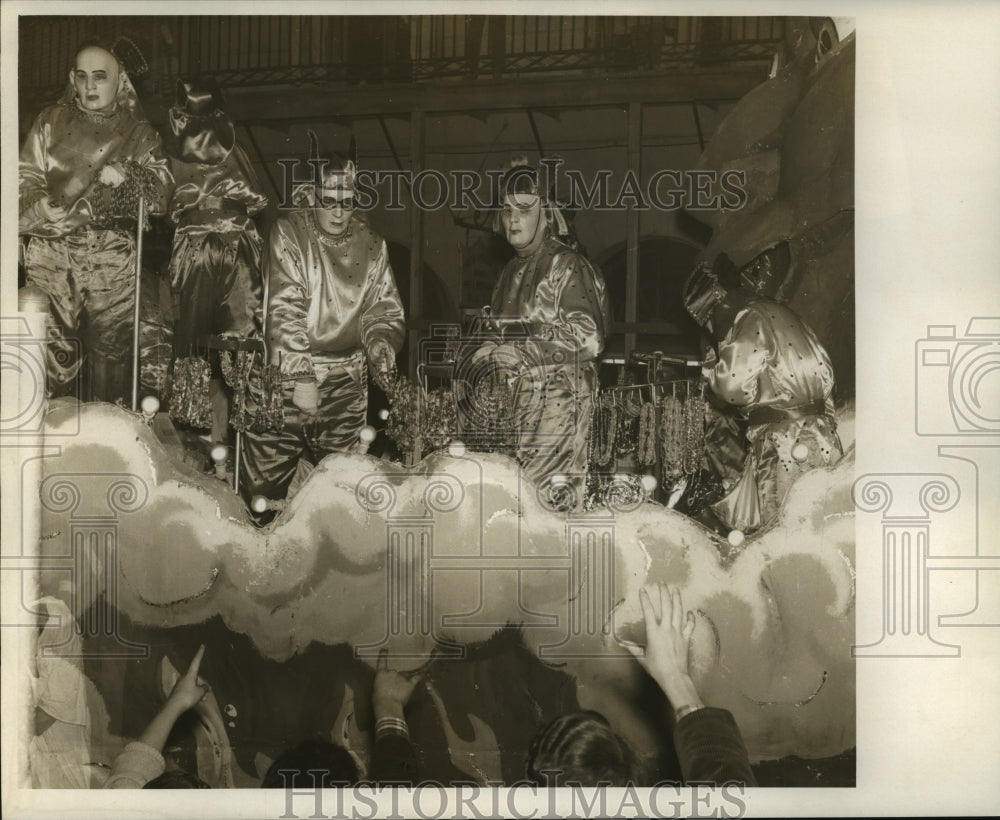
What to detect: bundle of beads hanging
<box><xmin>682</xmin><ymin>388</ymin><xmax>706</xmax><ymax>476</ymax></box>
<box><xmin>385</xmin><ymin>375</ymin><xmax>458</xmax><ymax>457</ymax></box>
<box><xmin>88</xmin><ymin>161</ymin><xmax>160</xmax><ymax>231</ymax></box>
<box><xmin>658</xmin><ymin>383</ymin><xmax>706</xmax><ymax>482</ymax></box>
<box><xmin>257</xmin><ymin>363</ymin><xmax>285</xmax><ymax>431</ymax></box>
<box><xmin>169</xmin><ymin>356</ymin><xmax>213</xmax><ymax>428</ymax></box>
<box><xmin>659</xmin><ymin>393</ymin><xmax>685</xmax><ymax>479</ymax></box>
<box><xmin>636</xmin><ymin>400</ymin><xmax>658</xmax><ymax>466</ymax></box>
<box><xmin>589</xmin><ymin>391</ymin><xmax>618</xmax><ymax>468</ymax></box>
<box><xmin>615</xmin><ymin>392</ymin><xmax>640</xmax><ymax>456</ymax></box>
<box><xmin>470</xmin><ymin>370</ymin><xmax>515</xmax><ymax>449</ymax></box>
<box><xmin>220</xmin><ymin>349</ymin><xmax>255</xmax><ymax>432</ymax></box>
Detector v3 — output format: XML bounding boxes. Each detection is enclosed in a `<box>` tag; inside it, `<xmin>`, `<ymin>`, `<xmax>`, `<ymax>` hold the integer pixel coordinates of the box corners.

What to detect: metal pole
<box><xmin>132</xmin><ymin>196</ymin><xmax>146</xmax><ymax>411</ymax></box>
<box><xmin>233</xmin><ymin>430</ymin><xmax>241</xmax><ymax>492</ymax></box>
<box><xmin>625</xmin><ymin>102</ymin><xmax>641</xmax><ymax>362</ymax></box>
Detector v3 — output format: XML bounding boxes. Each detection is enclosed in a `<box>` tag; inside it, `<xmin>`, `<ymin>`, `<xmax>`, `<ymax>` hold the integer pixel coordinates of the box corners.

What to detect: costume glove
<box><xmin>292</xmin><ymin>379</ymin><xmax>320</xmax><ymax>415</ymax></box>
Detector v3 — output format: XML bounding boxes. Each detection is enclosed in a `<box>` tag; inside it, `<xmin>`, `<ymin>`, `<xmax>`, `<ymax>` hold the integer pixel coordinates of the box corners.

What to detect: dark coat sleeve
<box><xmin>673</xmin><ymin>707</ymin><xmax>757</xmax><ymax>786</ymax></box>
<box><xmin>368</xmin><ymin>730</ymin><xmax>418</xmax><ymax>785</ymax></box>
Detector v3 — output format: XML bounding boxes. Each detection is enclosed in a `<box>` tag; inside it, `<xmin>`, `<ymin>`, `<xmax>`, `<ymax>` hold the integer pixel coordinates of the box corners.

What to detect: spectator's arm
<box><xmin>623</xmin><ymin>584</ymin><xmax>755</xmax><ymax>786</ymax></box>
<box><xmin>104</xmin><ymin>645</ymin><xmax>210</xmax><ymax>789</ymax></box>
<box><xmin>369</xmin><ymin>648</ymin><xmax>421</xmax><ymax>784</ymax></box>
<box><xmin>674</xmin><ymin>707</ymin><xmax>757</xmax><ymax>786</ymax></box>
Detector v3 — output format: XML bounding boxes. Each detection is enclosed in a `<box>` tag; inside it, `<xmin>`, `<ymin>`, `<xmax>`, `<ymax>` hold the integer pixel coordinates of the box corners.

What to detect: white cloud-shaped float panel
<box><xmin>35</xmin><ymin>402</ymin><xmax>855</xmax><ymax>762</ymax></box>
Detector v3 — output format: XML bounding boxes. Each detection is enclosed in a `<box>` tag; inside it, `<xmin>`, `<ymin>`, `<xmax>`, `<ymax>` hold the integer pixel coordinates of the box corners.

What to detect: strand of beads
<box><xmin>660</xmin><ymin>392</ymin><xmax>685</xmax><ymax>483</ymax></box>
<box><xmin>590</xmin><ymin>392</ymin><xmax>617</xmax><ymax>468</ymax></box>
<box><xmin>636</xmin><ymin>399</ymin><xmax>658</xmax><ymax>466</ymax></box>
<box><xmin>258</xmin><ymin>363</ymin><xmax>285</xmax><ymax>431</ymax></box>
<box><xmin>683</xmin><ymin>386</ymin><xmax>706</xmax><ymax>476</ymax></box>
<box><xmin>90</xmin><ymin>161</ymin><xmax>160</xmax><ymax>230</ymax></box>
<box><xmin>221</xmin><ymin>350</ymin><xmax>257</xmax><ymax>433</ymax></box>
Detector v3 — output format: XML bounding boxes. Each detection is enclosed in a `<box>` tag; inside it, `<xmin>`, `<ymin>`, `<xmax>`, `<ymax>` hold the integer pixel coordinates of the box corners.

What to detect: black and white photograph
<box><xmin>1</xmin><ymin>3</ymin><xmax>997</xmax><ymax>818</ymax></box>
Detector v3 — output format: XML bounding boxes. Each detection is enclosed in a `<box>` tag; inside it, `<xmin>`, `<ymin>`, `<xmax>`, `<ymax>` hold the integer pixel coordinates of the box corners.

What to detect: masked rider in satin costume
<box><xmin>19</xmin><ymin>39</ymin><xmax>172</xmax><ymax>403</ymax></box>
<box><xmin>166</xmin><ymin>79</ymin><xmax>268</xmax><ymax>443</ymax></box>
<box><xmin>240</xmin><ymin>135</ymin><xmax>405</xmax><ymax>504</ymax></box>
<box><xmin>683</xmin><ymin>262</ymin><xmax>842</xmax><ymax>533</ymax></box>
<box><xmin>474</xmin><ymin>160</ymin><xmax>610</xmax><ymax>500</ymax></box>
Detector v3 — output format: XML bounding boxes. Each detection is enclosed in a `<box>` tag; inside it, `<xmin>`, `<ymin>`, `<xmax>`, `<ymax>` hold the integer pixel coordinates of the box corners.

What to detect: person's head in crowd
<box><xmin>495</xmin><ymin>157</ymin><xmax>569</xmax><ymax>257</ymax></box>
<box><xmin>525</xmin><ymin>710</ymin><xmax>636</xmax><ymax>787</ymax></box>
<box><xmin>260</xmin><ymin>739</ymin><xmax>359</xmax><ymax>788</ymax></box>
<box><xmin>71</xmin><ymin>44</ymin><xmax>124</xmax><ymax>113</ymax></box>
<box><xmin>307</xmin><ymin>130</ymin><xmax>357</xmax><ymax>239</ymax></box>
<box><xmin>143</xmin><ymin>769</ymin><xmax>211</xmax><ymax>788</ymax></box>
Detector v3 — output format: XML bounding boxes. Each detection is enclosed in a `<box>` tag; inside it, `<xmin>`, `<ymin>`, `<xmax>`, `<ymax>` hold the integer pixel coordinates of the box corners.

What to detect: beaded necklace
<box><xmin>311</xmin><ymin>211</ymin><xmax>354</xmax><ymax>246</ymax></box>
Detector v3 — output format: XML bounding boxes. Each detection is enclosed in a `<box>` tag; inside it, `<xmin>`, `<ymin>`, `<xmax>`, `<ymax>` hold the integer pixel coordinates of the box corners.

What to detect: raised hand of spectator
<box><xmin>135</xmin><ymin>645</ymin><xmax>212</xmax><ymax>758</ymax></box>
<box><xmin>622</xmin><ymin>584</ymin><xmax>702</xmax><ymax>716</ymax></box>
<box><xmin>373</xmin><ymin>648</ymin><xmax>422</xmax><ymax>722</ymax></box>
<box><xmin>166</xmin><ymin>643</ymin><xmax>211</xmax><ymax>712</ymax></box>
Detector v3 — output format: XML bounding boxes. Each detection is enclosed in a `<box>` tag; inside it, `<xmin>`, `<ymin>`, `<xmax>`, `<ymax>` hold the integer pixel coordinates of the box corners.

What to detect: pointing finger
<box><xmin>186</xmin><ymin>644</ymin><xmax>206</xmax><ymax>678</ymax></box>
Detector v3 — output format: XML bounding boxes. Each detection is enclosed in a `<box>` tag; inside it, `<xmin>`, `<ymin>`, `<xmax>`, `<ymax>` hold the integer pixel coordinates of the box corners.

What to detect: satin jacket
<box><xmin>168</xmin><ymin>142</ymin><xmax>268</xmax><ymax>233</ymax></box>
<box><xmin>265</xmin><ymin>211</ymin><xmax>406</xmax><ymax>381</ymax></box>
<box><xmin>19</xmin><ymin>100</ymin><xmax>172</xmax><ymax>237</ymax></box>
<box><xmin>490</xmin><ymin>235</ymin><xmax>610</xmax><ymax>368</ymax></box>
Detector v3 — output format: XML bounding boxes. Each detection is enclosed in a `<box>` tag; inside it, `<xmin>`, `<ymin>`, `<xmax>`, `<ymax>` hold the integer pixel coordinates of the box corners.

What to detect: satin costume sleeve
<box><xmin>704</xmin><ymin>302</ymin><xmax>835</xmax><ymax>414</ymax></box>
<box><xmin>491</xmin><ymin>237</ymin><xmax>610</xmax><ymax>367</ymax></box>
<box><xmin>19</xmin><ymin>102</ymin><xmax>173</xmax><ymax>238</ymax></box>
<box><xmin>264</xmin><ymin>215</ymin><xmax>314</xmax><ymax>381</ymax></box>
<box><xmin>359</xmin><ymin>238</ymin><xmax>406</xmax><ymax>357</ymax></box>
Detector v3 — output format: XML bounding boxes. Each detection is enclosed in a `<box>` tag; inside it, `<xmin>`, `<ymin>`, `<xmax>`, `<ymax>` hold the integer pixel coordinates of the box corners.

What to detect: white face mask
<box><xmin>501</xmin><ymin>193</ymin><xmax>546</xmax><ymax>254</ymax></box>
<box><xmin>313</xmin><ymin>182</ymin><xmax>356</xmax><ymax>238</ymax></box>
<box><xmin>71</xmin><ymin>47</ymin><xmax>122</xmax><ymax>112</ymax></box>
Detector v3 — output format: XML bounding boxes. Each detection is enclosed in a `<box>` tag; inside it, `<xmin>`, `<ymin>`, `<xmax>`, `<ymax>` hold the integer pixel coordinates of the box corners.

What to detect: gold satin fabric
<box><xmin>704</xmin><ymin>299</ymin><xmax>842</xmax><ymax>531</ymax></box>
<box><xmin>265</xmin><ymin>211</ymin><xmax>405</xmax><ymax>380</ymax></box>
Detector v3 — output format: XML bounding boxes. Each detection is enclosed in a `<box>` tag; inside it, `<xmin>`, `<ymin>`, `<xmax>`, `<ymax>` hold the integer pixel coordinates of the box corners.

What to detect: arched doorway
<box><xmin>598</xmin><ymin>234</ymin><xmax>704</xmax><ymax>359</ymax></box>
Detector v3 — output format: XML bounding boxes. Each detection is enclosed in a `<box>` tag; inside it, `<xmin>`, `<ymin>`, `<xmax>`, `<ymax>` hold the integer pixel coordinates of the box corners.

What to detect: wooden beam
<box><xmin>242</xmin><ymin>124</ymin><xmax>282</xmax><ymax>204</ymax></box>
<box><xmin>624</xmin><ymin>101</ymin><xmax>641</xmax><ymax>362</ymax></box>
<box><xmin>226</xmin><ymin>69</ymin><xmax>764</xmax><ymax>122</ymax></box>
<box><xmin>408</xmin><ymin>111</ymin><xmax>425</xmax><ymax>383</ymax></box>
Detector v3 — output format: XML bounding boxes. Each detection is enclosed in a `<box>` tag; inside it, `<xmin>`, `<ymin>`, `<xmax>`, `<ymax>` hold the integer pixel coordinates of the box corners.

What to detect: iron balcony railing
<box><xmin>20</xmin><ymin>15</ymin><xmax>784</xmax><ymax>103</ymax></box>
